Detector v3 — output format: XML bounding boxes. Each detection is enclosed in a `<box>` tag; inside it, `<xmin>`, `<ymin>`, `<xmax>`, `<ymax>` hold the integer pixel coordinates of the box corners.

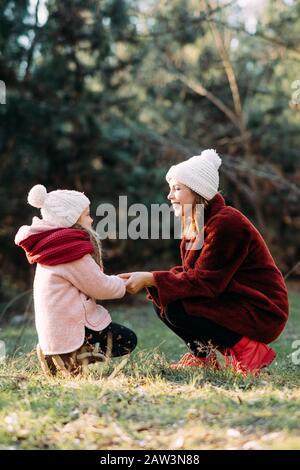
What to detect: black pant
<box><xmin>84</xmin><ymin>322</ymin><xmax>137</xmax><ymax>357</ymax></box>
<box><xmin>154</xmin><ymin>300</ymin><xmax>241</xmax><ymax>357</ymax></box>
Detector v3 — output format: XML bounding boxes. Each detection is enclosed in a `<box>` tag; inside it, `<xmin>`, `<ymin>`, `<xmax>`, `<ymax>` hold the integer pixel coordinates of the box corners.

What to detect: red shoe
<box><xmin>170</xmin><ymin>352</ymin><xmax>220</xmax><ymax>370</ymax></box>
<box><xmin>225</xmin><ymin>337</ymin><xmax>276</xmax><ymax>376</ymax></box>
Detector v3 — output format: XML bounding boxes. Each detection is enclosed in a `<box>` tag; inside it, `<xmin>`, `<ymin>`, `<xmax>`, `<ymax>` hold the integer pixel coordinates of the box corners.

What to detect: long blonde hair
<box><xmin>181</xmin><ymin>192</ymin><xmax>209</xmax><ymax>239</ymax></box>
<box><xmin>73</xmin><ymin>223</ymin><xmax>103</xmax><ymax>269</ymax></box>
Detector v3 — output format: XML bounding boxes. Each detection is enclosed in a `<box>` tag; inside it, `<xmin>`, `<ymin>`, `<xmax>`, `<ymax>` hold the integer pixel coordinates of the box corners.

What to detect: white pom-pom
<box><xmin>27</xmin><ymin>184</ymin><xmax>47</xmax><ymax>208</ymax></box>
<box><xmin>201</xmin><ymin>149</ymin><xmax>222</xmax><ymax>170</ymax></box>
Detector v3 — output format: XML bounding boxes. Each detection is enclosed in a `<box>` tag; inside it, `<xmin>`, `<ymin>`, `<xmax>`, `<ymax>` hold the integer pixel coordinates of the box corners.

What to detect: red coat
<box><xmin>148</xmin><ymin>193</ymin><xmax>289</xmax><ymax>344</ymax></box>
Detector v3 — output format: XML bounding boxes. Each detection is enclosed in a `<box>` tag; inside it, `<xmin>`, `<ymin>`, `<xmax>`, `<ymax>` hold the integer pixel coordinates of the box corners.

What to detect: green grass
<box><xmin>0</xmin><ymin>292</ymin><xmax>300</xmax><ymax>450</ymax></box>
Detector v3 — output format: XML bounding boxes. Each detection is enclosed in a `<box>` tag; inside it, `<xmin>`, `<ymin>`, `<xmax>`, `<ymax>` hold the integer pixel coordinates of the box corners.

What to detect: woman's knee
<box><xmin>164</xmin><ymin>301</ymin><xmax>186</xmax><ymax>327</ymax></box>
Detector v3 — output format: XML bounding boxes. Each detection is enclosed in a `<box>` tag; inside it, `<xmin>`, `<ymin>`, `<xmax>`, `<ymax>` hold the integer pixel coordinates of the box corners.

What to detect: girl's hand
<box><xmin>124</xmin><ymin>272</ymin><xmax>155</xmax><ymax>294</ymax></box>
<box><xmin>117</xmin><ymin>273</ymin><xmax>134</xmax><ymax>280</ymax></box>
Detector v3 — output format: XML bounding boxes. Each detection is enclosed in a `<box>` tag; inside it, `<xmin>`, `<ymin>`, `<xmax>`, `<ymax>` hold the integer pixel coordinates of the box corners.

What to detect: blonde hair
<box><xmin>72</xmin><ymin>223</ymin><xmax>103</xmax><ymax>269</ymax></box>
<box><xmin>181</xmin><ymin>191</ymin><xmax>209</xmax><ymax>239</ymax></box>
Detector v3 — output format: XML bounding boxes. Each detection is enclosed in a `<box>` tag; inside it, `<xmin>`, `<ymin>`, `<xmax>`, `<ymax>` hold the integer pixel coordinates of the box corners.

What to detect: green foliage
<box><xmin>1</xmin><ymin>0</ymin><xmax>300</xmax><ymax>306</ymax></box>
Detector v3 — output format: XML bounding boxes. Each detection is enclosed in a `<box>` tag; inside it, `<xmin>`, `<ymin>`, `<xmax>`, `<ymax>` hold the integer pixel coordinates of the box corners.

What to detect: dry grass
<box><xmin>0</xmin><ymin>292</ymin><xmax>299</xmax><ymax>450</ymax></box>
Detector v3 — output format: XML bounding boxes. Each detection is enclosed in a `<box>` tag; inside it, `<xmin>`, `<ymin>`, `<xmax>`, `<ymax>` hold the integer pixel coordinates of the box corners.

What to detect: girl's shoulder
<box><xmin>55</xmin><ymin>254</ymin><xmax>103</xmax><ymax>275</ymax></box>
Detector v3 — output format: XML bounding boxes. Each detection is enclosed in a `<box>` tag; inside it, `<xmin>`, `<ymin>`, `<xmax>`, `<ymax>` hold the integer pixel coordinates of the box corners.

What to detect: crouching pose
<box><xmin>15</xmin><ymin>185</ymin><xmax>137</xmax><ymax>376</ymax></box>
<box><xmin>119</xmin><ymin>149</ymin><xmax>289</xmax><ymax>376</ymax></box>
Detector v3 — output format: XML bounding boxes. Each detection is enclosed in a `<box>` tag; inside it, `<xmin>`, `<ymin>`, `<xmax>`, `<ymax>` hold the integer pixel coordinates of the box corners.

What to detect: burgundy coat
<box><xmin>148</xmin><ymin>193</ymin><xmax>289</xmax><ymax>344</ymax></box>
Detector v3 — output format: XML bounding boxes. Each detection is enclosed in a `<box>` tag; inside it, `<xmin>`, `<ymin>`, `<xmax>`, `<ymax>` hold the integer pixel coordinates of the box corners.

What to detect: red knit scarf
<box><xmin>19</xmin><ymin>228</ymin><xmax>95</xmax><ymax>266</ymax></box>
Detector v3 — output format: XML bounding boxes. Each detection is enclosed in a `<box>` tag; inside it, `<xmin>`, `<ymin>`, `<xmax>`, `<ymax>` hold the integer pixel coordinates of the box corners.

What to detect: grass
<box><xmin>0</xmin><ymin>292</ymin><xmax>300</xmax><ymax>450</ymax></box>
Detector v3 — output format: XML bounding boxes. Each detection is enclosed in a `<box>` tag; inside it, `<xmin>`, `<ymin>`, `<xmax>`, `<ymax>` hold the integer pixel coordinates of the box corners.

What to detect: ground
<box><xmin>0</xmin><ymin>291</ymin><xmax>299</xmax><ymax>450</ymax></box>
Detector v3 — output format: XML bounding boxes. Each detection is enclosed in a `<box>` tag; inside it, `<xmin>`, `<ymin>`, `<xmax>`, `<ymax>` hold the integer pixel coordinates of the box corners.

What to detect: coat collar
<box><xmin>204</xmin><ymin>192</ymin><xmax>226</xmax><ymax>225</ymax></box>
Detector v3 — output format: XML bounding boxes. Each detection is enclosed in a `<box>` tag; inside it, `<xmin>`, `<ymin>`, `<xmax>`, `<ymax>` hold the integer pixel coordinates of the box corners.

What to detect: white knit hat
<box><xmin>27</xmin><ymin>184</ymin><xmax>90</xmax><ymax>228</ymax></box>
<box><xmin>166</xmin><ymin>149</ymin><xmax>222</xmax><ymax>200</ymax></box>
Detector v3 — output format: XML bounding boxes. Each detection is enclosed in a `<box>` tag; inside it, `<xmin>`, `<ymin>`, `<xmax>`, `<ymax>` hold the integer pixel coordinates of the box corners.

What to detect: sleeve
<box><xmin>145</xmin><ymin>286</ymin><xmax>161</xmax><ymax>308</ymax></box>
<box><xmin>59</xmin><ymin>254</ymin><xmax>126</xmax><ymax>300</ymax></box>
<box><xmin>169</xmin><ymin>265</ymin><xmax>184</xmax><ymax>274</ymax></box>
<box><xmin>152</xmin><ymin>215</ymin><xmax>251</xmax><ymax>307</ymax></box>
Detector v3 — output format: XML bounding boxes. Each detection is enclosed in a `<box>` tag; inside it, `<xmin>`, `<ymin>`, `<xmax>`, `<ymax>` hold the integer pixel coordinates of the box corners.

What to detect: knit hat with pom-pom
<box><xmin>166</xmin><ymin>149</ymin><xmax>222</xmax><ymax>200</ymax></box>
<box><xmin>27</xmin><ymin>184</ymin><xmax>90</xmax><ymax>228</ymax></box>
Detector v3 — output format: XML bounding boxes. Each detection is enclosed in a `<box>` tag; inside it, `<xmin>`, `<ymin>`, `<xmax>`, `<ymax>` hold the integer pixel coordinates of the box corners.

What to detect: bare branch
<box><xmin>203</xmin><ymin>0</ymin><xmax>243</xmax><ymax>122</ymax></box>
<box><xmin>167</xmin><ymin>69</ymin><xmax>240</xmax><ymax>128</ymax></box>
<box><xmin>24</xmin><ymin>0</ymin><xmax>41</xmax><ymax>82</ymax></box>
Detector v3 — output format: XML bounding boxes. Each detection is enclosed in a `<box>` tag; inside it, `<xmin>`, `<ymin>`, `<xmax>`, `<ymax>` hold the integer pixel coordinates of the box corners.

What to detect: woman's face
<box><xmin>77</xmin><ymin>206</ymin><xmax>93</xmax><ymax>228</ymax></box>
<box><xmin>167</xmin><ymin>178</ymin><xmax>195</xmax><ymax>217</ymax></box>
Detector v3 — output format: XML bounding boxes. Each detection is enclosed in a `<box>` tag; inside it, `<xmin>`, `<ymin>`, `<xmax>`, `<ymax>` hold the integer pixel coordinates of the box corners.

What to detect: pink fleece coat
<box><xmin>15</xmin><ymin>218</ymin><xmax>126</xmax><ymax>355</ymax></box>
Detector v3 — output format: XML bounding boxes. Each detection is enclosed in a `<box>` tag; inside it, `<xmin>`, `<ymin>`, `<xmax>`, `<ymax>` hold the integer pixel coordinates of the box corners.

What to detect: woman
<box><xmin>119</xmin><ymin>149</ymin><xmax>289</xmax><ymax>375</ymax></box>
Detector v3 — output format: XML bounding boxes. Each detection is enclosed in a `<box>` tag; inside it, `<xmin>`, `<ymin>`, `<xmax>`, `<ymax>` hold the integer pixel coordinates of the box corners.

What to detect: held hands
<box><xmin>118</xmin><ymin>272</ymin><xmax>154</xmax><ymax>294</ymax></box>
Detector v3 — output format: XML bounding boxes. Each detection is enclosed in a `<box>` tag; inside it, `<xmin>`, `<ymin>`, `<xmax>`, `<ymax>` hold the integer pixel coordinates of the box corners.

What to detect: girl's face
<box><xmin>77</xmin><ymin>206</ymin><xmax>93</xmax><ymax>228</ymax></box>
<box><xmin>167</xmin><ymin>178</ymin><xmax>195</xmax><ymax>217</ymax></box>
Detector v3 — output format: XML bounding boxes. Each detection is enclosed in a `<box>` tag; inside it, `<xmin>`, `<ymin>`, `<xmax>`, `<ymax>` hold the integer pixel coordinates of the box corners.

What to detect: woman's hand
<box><xmin>117</xmin><ymin>272</ymin><xmax>155</xmax><ymax>294</ymax></box>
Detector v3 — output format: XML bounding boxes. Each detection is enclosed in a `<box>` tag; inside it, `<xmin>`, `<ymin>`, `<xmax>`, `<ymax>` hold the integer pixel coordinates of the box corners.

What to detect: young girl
<box><xmin>15</xmin><ymin>184</ymin><xmax>137</xmax><ymax>374</ymax></box>
<box><xmin>119</xmin><ymin>149</ymin><xmax>289</xmax><ymax>375</ymax></box>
